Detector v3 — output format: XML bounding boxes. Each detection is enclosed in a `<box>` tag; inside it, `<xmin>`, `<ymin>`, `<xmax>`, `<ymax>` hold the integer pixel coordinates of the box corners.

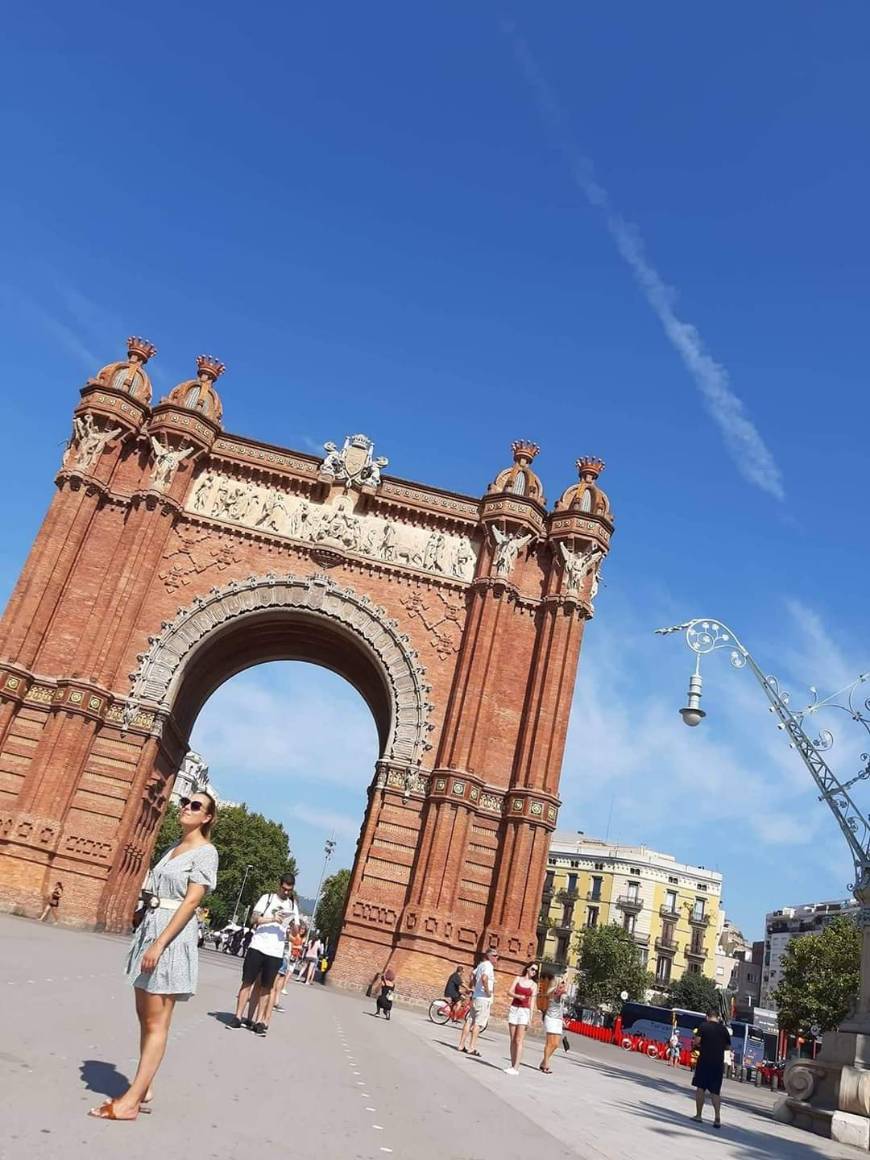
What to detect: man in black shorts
<box><xmin>691</xmin><ymin>1009</ymin><xmax>731</xmax><ymax>1128</ymax></box>
<box><xmin>230</xmin><ymin>873</ymin><xmax>300</xmax><ymax>1036</ymax></box>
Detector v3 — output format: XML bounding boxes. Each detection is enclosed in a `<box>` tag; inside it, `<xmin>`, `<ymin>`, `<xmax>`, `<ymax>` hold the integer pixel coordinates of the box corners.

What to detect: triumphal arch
<box><xmin>0</xmin><ymin>339</ymin><xmax>614</xmax><ymax>997</ymax></box>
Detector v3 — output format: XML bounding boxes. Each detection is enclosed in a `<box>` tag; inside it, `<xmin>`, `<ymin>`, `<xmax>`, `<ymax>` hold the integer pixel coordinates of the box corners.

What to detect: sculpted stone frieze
<box><xmin>185</xmin><ymin>471</ymin><xmax>480</xmax><ymax>583</ymax></box>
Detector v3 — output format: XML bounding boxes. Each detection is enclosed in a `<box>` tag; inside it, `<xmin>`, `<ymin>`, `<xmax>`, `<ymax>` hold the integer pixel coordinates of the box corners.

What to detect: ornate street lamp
<box><xmin>657</xmin><ymin>619</ymin><xmax>870</xmax><ymax>1139</ymax></box>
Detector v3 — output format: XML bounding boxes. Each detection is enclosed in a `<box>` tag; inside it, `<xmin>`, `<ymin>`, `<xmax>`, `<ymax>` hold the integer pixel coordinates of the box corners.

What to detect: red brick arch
<box><xmin>0</xmin><ymin>346</ymin><xmax>613</xmax><ymax>1000</ymax></box>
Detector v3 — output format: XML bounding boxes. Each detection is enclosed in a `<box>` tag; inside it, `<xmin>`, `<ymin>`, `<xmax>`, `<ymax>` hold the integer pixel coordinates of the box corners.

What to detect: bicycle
<box><xmin>428</xmin><ymin>995</ymin><xmax>471</xmax><ymax>1025</ymax></box>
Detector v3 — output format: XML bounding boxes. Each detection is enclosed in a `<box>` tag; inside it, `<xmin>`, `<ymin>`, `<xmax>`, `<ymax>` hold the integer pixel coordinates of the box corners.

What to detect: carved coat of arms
<box><xmin>320</xmin><ymin>434</ymin><xmax>388</xmax><ymax>489</ymax></box>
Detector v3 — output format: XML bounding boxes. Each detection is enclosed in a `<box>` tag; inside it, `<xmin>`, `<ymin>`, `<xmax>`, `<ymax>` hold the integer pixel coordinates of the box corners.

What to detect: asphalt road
<box><xmin>0</xmin><ymin>915</ymin><xmax>856</xmax><ymax>1160</ymax></box>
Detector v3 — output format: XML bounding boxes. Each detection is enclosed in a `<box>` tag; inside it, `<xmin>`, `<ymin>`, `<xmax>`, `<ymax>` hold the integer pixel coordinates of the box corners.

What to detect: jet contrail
<box><xmin>504</xmin><ymin>22</ymin><xmax>785</xmax><ymax>502</ymax></box>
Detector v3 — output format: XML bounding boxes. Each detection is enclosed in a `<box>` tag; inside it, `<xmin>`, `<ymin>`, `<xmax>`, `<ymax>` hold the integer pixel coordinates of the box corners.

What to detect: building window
<box><xmin>561</xmin><ymin>903</ymin><xmax>573</xmax><ymax>926</ymax></box>
<box><xmin>697</xmin><ymin>883</ymin><xmax>708</xmax><ymax>891</ymax></box>
<box><xmin>567</xmin><ymin>873</ymin><xmax>578</xmax><ymax>893</ymax></box>
<box><xmin>626</xmin><ymin>881</ymin><xmax>639</xmax><ymax>901</ymax></box>
<box><xmin>629</xmin><ymin>867</ymin><xmax>641</xmax><ymax>876</ymax></box>
<box><xmin>544</xmin><ymin>871</ymin><xmax>555</xmax><ymax>893</ymax></box>
<box><xmin>693</xmin><ymin>899</ymin><xmax>706</xmax><ymax>920</ymax></box>
<box><xmin>668</xmin><ymin>876</ymin><xmax>678</xmax><ymax>885</ymax></box>
<box><xmin>556</xmin><ymin>936</ymin><xmax>570</xmax><ymax>962</ymax></box>
<box><xmin>662</xmin><ymin>922</ymin><xmax>675</xmax><ymax>946</ymax></box>
<box><xmin>622</xmin><ymin>913</ymin><xmax>636</xmax><ymax>934</ymax></box>
<box><xmin>586</xmin><ymin>907</ymin><xmax>599</xmax><ymax>928</ymax></box>
<box><xmin>688</xmin><ymin>963</ymin><xmax>701</xmax><ymax>975</ymax></box>
<box><xmin>690</xmin><ymin>934</ymin><xmax>704</xmax><ymax>955</ymax></box>
<box><xmin>655</xmin><ymin>957</ymin><xmax>672</xmax><ymax>984</ymax></box>
<box><xmin>536</xmin><ymin>931</ymin><xmax>547</xmax><ymax>958</ymax></box>
<box><xmin>589</xmin><ymin>876</ymin><xmax>602</xmax><ymax>900</ymax></box>
<box><xmin>664</xmin><ymin>890</ymin><xmax>677</xmax><ymax>913</ymax></box>
<box><xmin>570</xmin><ymin>860</ymin><xmax>579</xmax><ymax>868</ymax></box>
<box><xmin>594</xmin><ymin>862</ymin><xmax>605</xmax><ymax>871</ymax></box>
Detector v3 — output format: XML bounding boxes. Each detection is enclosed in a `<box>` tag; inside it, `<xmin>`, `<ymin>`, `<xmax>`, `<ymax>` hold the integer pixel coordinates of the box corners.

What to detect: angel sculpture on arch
<box><xmin>491</xmin><ymin>526</ymin><xmax>534</xmax><ymax>578</ymax></box>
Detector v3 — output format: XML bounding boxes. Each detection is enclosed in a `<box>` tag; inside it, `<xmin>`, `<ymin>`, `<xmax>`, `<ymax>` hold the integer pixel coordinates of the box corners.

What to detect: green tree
<box><xmin>774</xmin><ymin>915</ymin><xmax>860</xmax><ymax>1035</ymax></box>
<box><xmin>667</xmin><ymin>970</ymin><xmax>722</xmax><ymax>1015</ymax></box>
<box><xmin>314</xmin><ymin>868</ymin><xmax>352</xmax><ymax>949</ymax></box>
<box><xmin>153</xmin><ymin>800</ymin><xmax>296</xmax><ymax>930</ymax></box>
<box><xmin>575</xmin><ymin>924</ymin><xmax>653</xmax><ymax>1009</ymax></box>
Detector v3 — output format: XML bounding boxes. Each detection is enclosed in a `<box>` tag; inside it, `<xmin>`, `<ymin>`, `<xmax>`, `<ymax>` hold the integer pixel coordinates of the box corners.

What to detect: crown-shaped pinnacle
<box><xmin>127</xmin><ymin>336</ymin><xmax>157</xmax><ymax>363</ymax></box>
<box><xmin>512</xmin><ymin>439</ymin><xmax>540</xmax><ymax>463</ymax></box>
<box><xmin>196</xmin><ymin>354</ymin><xmax>226</xmax><ymax>381</ymax></box>
<box><xmin>577</xmin><ymin>456</ymin><xmax>605</xmax><ymax>481</ymax></box>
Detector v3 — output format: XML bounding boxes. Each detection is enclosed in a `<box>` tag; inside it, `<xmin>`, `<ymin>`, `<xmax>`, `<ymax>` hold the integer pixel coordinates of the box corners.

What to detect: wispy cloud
<box><xmin>503</xmin><ymin>23</ymin><xmax>785</xmax><ymax>502</ymax></box>
<box><xmin>0</xmin><ymin>285</ymin><xmax>99</xmax><ymax>368</ymax></box>
<box><xmin>289</xmin><ymin>803</ymin><xmax>361</xmax><ymax>842</ymax></box>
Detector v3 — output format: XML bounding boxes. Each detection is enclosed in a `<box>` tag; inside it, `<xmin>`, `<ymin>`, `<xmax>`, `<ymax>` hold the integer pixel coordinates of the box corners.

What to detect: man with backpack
<box><xmin>230</xmin><ymin>873</ymin><xmax>300</xmax><ymax>1036</ymax></box>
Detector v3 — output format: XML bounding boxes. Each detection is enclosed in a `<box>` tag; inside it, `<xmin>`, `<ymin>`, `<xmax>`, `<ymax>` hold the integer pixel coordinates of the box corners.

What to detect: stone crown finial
<box><xmin>196</xmin><ymin>354</ymin><xmax>226</xmax><ymax>382</ymax></box>
<box><xmin>127</xmin><ymin>336</ymin><xmax>157</xmax><ymax>363</ymax></box>
<box><xmin>512</xmin><ymin>440</ymin><xmax>540</xmax><ymax>463</ymax></box>
<box><xmin>577</xmin><ymin>456</ymin><xmax>605</xmax><ymax>481</ymax></box>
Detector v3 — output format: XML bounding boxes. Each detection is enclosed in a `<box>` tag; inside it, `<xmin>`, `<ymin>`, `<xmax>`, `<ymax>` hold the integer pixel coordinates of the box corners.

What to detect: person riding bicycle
<box><xmin>443</xmin><ymin>965</ymin><xmax>466</xmax><ymax>1017</ymax></box>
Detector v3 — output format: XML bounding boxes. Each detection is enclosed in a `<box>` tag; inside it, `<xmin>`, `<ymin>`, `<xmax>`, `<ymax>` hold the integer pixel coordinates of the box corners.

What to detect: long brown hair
<box><xmin>197</xmin><ymin>791</ymin><xmax>218</xmax><ymax>839</ymax></box>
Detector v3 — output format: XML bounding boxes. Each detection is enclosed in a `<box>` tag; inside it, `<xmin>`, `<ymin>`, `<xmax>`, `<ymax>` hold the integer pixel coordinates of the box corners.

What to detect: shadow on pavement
<box><xmin>207</xmin><ymin>1011</ymin><xmax>238</xmax><ymax>1026</ymax></box>
<box><xmin>565</xmin><ymin>1051</ymin><xmax>779</xmax><ymax>1123</ymax></box>
<box><xmin>79</xmin><ymin>1060</ymin><xmax>129</xmax><ymax>1098</ymax></box>
<box><xmin>624</xmin><ymin>1097</ymin><xmax>835</xmax><ymax>1159</ymax></box>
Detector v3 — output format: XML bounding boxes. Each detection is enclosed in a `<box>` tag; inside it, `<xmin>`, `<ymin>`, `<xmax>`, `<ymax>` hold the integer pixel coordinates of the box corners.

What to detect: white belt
<box><xmin>145</xmin><ymin>897</ymin><xmax>182</xmax><ymax>912</ymax></box>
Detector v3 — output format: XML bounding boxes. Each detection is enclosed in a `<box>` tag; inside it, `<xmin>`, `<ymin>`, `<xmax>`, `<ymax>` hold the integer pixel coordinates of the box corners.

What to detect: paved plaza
<box><xmin>0</xmin><ymin>915</ymin><xmax>858</xmax><ymax>1160</ymax></box>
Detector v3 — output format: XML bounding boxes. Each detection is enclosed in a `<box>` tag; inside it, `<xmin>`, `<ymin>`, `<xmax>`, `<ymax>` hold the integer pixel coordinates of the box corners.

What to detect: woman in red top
<box><xmin>504</xmin><ymin>962</ymin><xmax>539</xmax><ymax>1075</ymax></box>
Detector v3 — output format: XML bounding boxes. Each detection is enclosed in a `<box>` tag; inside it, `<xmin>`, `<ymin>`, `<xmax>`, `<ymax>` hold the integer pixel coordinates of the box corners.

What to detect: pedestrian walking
<box><xmin>691</xmin><ymin>1009</ymin><xmax>732</xmax><ymax>1129</ymax></box>
<box><xmin>537</xmin><ymin>970</ymin><xmax>567</xmax><ymax>1074</ymax></box>
<box><xmin>301</xmin><ymin>932</ymin><xmax>324</xmax><ymax>985</ymax></box>
<box><xmin>89</xmin><ymin>792</ymin><xmax>219</xmax><ymax>1121</ymax></box>
<box><xmin>504</xmin><ymin>962</ymin><xmax>538</xmax><ymax>1074</ymax></box>
<box><xmin>230</xmin><ymin>873</ymin><xmax>300</xmax><ymax>1036</ymax></box>
<box><xmin>457</xmin><ymin>948</ymin><xmax>498</xmax><ymax>1057</ymax></box>
<box><xmin>668</xmin><ymin>1027</ymin><xmax>681</xmax><ymax>1067</ymax></box>
<box><xmin>374</xmin><ymin>968</ymin><xmax>396</xmax><ymax>1018</ymax></box>
<box><xmin>39</xmin><ymin>881</ymin><xmax>63</xmax><ymax>922</ymax></box>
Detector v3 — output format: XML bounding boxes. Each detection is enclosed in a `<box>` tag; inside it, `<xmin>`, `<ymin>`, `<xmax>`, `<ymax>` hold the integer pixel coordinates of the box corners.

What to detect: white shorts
<box><xmin>469</xmin><ymin>997</ymin><xmax>492</xmax><ymax>1028</ymax></box>
<box><xmin>508</xmin><ymin>1006</ymin><xmax>531</xmax><ymax>1027</ymax></box>
<box><xmin>544</xmin><ymin>1015</ymin><xmax>563</xmax><ymax>1035</ymax></box>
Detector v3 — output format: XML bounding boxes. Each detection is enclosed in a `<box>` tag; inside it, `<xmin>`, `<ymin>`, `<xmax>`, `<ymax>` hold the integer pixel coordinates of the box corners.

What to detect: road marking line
<box><xmin>365</xmin><ymin>1106</ymin><xmax>376</xmax><ymax>1112</ymax></box>
<box><xmin>356</xmin><ymin>1081</ymin><xmax>365</xmax><ymax>1085</ymax></box>
<box><xmin>380</xmin><ymin>1149</ymin><xmax>393</xmax><ymax>1154</ymax></box>
<box><xmin>372</xmin><ymin>1124</ymin><xmax>384</xmax><ymax>1130</ymax></box>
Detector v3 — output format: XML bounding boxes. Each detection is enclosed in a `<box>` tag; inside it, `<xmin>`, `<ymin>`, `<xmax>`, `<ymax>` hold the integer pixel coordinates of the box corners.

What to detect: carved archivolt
<box><xmin>129</xmin><ymin>572</ymin><xmax>435</xmax><ymax>765</ymax></box>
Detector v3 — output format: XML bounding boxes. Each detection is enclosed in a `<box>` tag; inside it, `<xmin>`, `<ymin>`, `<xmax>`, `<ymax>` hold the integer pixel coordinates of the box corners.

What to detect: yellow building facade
<box><xmin>538</xmin><ymin>832</ymin><xmax>723</xmax><ymax>989</ymax></box>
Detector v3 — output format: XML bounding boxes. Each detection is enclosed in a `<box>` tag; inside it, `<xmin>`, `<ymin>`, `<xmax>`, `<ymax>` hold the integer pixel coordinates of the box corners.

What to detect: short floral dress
<box><xmin>125</xmin><ymin>842</ymin><xmax>218</xmax><ymax>998</ymax></box>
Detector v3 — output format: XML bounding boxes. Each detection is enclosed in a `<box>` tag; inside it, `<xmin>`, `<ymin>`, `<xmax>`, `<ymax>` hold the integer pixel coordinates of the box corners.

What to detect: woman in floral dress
<box><xmin>89</xmin><ymin>791</ymin><xmax>219</xmax><ymax>1121</ymax></box>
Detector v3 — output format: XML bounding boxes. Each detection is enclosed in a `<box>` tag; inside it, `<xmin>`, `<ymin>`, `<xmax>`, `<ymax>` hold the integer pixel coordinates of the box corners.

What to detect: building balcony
<box><xmin>685</xmin><ymin>945</ymin><xmax>707</xmax><ymax>961</ymax></box>
<box><xmin>552</xmin><ymin>921</ymin><xmax>574</xmax><ymax>936</ymax></box>
<box><xmin>659</xmin><ymin>904</ymin><xmax>680</xmax><ymax>921</ymax></box>
<box><xmin>559</xmin><ymin>888</ymin><xmax>580</xmax><ymax>903</ymax></box>
<box><xmin>655</xmin><ymin>936</ymin><xmax>677</xmax><ymax>956</ymax></box>
<box><xmin>616</xmin><ymin>894</ymin><xmax>643</xmax><ymax>914</ymax></box>
<box><xmin>689</xmin><ymin>912</ymin><xmax>710</xmax><ymax>927</ymax></box>
<box><xmin>586</xmin><ymin>890</ymin><xmax>603</xmax><ymax>902</ymax></box>
<box><xmin>632</xmin><ymin>931</ymin><xmax>650</xmax><ymax>947</ymax></box>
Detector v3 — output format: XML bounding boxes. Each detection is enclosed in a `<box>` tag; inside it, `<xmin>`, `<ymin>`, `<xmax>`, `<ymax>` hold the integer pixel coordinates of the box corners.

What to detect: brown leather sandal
<box><xmin>88</xmin><ymin>1100</ymin><xmax>138</xmax><ymax>1121</ymax></box>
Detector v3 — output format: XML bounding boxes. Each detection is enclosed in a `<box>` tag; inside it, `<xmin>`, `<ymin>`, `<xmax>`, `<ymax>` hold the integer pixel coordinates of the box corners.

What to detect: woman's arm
<box><xmin>507</xmin><ymin>976</ymin><xmax>521</xmax><ymax>1000</ymax></box>
<box><xmin>140</xmin><ymin>881</ymin><xmax>207</xmax><ymax>972</ymax></box>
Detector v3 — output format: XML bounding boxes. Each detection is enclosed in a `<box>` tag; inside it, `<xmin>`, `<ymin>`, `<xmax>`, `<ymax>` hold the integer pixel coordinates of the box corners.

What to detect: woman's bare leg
<box><xmin>542</xmin><ymin>1032</ymin><xmax>559</xmax><ymax>1069</ymax></box>
<box><xmin>107</xmin><ymin>990</ymin><xmax>176</xmax><ymax>1117</ymax></box>
<box><xmin>513</xmin><ymin>1025</ymin><xmax>526</xmax><ymax>1069</ymax></box>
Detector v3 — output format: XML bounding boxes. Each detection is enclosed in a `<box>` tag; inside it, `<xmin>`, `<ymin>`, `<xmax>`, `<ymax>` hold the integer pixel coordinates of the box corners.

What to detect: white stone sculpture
<box><xmin>491</xmin><ymin>526</ymin><xmax>534</xmax><ymax>578</ymax></box>
<box><xmin>66</xmin><ymin>413</ymin><xmax>122</xmax><ymax>472</ymax></box>
<box><xmin>319</xmin><ymin>433</ymin><xmax>388</xmax><ymax>489</ymax></box>
<box><xmin>451</xmin><ymin>536</ymin><xmax>474</xmax><ymax>579</ymax></box>
<box><xmin>150</xmin><ymin>435</ymin><xmax>194</xmax><ymax>491</ymax></box>
<box><xmin>559</xmin><ymin>541</ymin><xmax>601</xmax><ymax>594</ymax></box>
<box><xmin>256</xmin><ymin>488</ymin><xmax>288</xmax><ymax>533</ymax></box>
<box><xmin>378</xmin><ymin>523</ymin><xmax>397</xmax><ymax>562</ymax></box>
<box><xmin>423</xmin><ymin>532</ymin><xmax>447</xmax><ymax>573</ymax></box>
<box><xmin>192</xmin><ymin>472</ymin><xmax>215</xmax><ymax>512</ymax></box>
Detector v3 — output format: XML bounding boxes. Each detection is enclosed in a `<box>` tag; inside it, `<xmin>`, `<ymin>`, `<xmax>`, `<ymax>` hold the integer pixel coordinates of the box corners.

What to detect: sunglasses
<box><xmin>179</xmin><ymin>797</ymin><xmax>208</xmax><ymax>813</ymax></box>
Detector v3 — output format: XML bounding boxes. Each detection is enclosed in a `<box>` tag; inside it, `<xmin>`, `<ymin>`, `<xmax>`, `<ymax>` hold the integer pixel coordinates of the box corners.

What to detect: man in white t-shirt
<box><xmin>231</xmin><ymin>873</ymin><xmax>300</xmax><ymax>1036</ymax></box>
<box><xmin>458</xmin><ymin>948</ymin><xmax>499</xmax><ymax>1056</ymax></box>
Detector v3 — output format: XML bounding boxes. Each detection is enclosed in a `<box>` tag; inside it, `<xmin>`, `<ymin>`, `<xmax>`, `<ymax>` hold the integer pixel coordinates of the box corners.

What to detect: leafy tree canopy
<box><xmin>314</xmin><ymin>868</ymin><xmax>352</xmax><ymax>950</ymax></box>
<box><xmin>575</xmin><ymin>924</ymin><xmax>653</xmax><ymax>1009</ymax></box>
<box><xmin>667</xmin><ymin>970</ymin><xmax>722</xmax><ymax>1015</ymax></box>
<box><xmin>153</xmin><ymin>801</ymin><xmax>297</xmax><ymax>930</ymax></box>
<box><xmin>774</xmin><ymin>915</ymin><xmax>860</xmax><ymax>1035</ymax></box>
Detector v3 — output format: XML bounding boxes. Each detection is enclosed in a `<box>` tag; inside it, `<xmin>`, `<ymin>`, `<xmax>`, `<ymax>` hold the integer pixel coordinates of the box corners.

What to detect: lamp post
<box><xmin>231</xmin><ymin>863</ymin><xmax>253</xmax><ymax>926</ymax></box>
<box><xmin>310</xmin><ymin>836</ymin><xmax>336</xmax><ymax>934</ymax></box>
<box><xmin>657</xmin><ymin>618</ymin><xmax>870</xmax><ymax>1134</ymax></box>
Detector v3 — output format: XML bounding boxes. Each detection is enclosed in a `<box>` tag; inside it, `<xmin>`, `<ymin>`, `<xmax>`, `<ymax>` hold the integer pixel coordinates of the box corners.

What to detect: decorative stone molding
<box><xmin>129</xmin><ymin>572</ymin><xmax>435</xmax><ymax>765</ymax></box>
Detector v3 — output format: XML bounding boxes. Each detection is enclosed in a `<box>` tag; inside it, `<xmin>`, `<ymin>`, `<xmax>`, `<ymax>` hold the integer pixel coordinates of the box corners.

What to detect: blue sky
<box><xmin>1</xmin><ymin>4</ymin><xmax>869</xmax><ymax>934</ymax></box>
